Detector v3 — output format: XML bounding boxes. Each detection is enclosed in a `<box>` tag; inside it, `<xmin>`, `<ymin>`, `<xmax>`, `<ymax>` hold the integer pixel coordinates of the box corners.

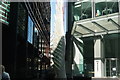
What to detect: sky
<box><xmin>50</xmin><ymin>0</ymin><xmax>56</xmax><ymax>38</ymax></box>
<box><xmin>50</xmin><ymin>0</ymin><xmax>67</xmax><ymax>39</ymax></box>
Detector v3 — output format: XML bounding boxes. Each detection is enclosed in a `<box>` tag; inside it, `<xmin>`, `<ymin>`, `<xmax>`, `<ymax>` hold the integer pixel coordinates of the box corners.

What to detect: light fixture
<box><xmin>74</xmin><ymin>1</ymin><xmax>81</xmax><ymax>5</ymax></box>
<box><xmin>38</xmin><ymin>59</ymin><xmax>41</xmax><ymax>62</ymax></box>
<box><xmin>112</xmin><ymin>67</ymin><xmax>116</xmax><ymax>71</ymax></box>
<box><xmin>94</xmin><ymin>29</ymin><xmax>97</xmax><ymax>32</ymax></box>
<box><xmin>75</xmin><ymin>4</ymin><xmax>81</xmax><ymax>8</ymax></box>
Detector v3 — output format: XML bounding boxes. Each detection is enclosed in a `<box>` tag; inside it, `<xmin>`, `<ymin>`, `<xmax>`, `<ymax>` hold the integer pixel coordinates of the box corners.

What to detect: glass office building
<box><xmin>0</xmin><ymin>0</ymin><xmax>10</xmax><ymax>25</ymax></box>
<box><xmin>2</xmin><ymin>2</ymin><xmax>51</xmax><ymax>80</ymax></box>
<box><xmin>70</xmin><ymin>0</ymin><xmax>120</xmax><ymax>78</ymax></box>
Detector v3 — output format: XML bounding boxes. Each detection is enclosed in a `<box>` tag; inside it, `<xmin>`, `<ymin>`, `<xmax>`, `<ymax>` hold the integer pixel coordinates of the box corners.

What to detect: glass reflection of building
<box><xmin>74</xmin><ymin>0</ymin><xmax>92</xmax><ymax>20</ymax></box>
<box><xmin>68</xmin><ymin>0</ymin><xmax>120</xmax><ymax>78</ymax></box>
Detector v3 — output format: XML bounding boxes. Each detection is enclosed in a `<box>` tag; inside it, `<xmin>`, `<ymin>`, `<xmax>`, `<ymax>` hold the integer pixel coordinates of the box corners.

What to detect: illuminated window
<box><xmin>0</xmin><ymin>0</ymin><xmax>10</xmax><ymax>25</ymax></box>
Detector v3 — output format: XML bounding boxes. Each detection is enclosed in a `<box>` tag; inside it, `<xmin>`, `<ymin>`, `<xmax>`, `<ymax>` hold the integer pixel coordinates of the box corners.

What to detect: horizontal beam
<box><xmin>80</xmin><ymin>30</ymin><xmax>120</xmax><ymax>38</ymax></box>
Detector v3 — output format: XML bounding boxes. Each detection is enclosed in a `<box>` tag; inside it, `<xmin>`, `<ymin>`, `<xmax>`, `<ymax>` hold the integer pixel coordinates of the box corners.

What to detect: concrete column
<box><xmin>94</xmin><ymin>39</ymin><xmax>105</xmax><ymax>77</ymax></box>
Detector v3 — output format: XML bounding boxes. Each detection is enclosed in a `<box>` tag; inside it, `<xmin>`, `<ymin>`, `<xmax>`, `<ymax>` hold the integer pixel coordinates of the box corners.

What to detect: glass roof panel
<box><xmin>75</xmin><ymin>25</ymin><xmax>90</xmax><ymax>34</ymax></box>
<box><xmin>97</xmin><ymin>19</ymin><xmax>118</xmax><ymax>30</ymax></box>
<box><xmin>112</xmin><ymin>16</ymin><xmax>119</xmax><ymax>25</ymax></box>
<box><xmin>81</xmin><ymin>22</ymin><xmax>104</xmax><ymax>32</ymax></box>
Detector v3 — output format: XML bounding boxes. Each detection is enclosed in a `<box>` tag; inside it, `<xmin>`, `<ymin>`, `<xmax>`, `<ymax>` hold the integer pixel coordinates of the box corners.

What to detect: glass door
<box><xmin>105</xmin><ymin>58</ymin><xmax>118</xmax><ymax>77</ymax></box>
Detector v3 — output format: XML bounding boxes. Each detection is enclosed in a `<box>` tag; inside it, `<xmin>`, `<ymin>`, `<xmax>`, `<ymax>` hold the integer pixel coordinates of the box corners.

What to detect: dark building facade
<box><xmin>1</xmin><ymin>1</ymin><xmax>50</xmax><ymax>80</ymax></box>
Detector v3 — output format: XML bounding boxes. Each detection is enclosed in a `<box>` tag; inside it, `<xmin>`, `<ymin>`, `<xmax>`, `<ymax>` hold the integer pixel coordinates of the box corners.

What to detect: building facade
<box><xmin>1</xmin><ymin>1</ymin><xmax>51</xmax><ymax>80</ymax></box>
<box><xmin>67</xmin><ymin>0</ymin><xmax>120</xmax><ymax>79</ymax></box>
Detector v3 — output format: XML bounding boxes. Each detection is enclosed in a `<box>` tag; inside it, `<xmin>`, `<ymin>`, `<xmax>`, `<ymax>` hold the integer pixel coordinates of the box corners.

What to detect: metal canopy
<box><xmin>71</xmin><ymin>13</ymin><xmax>120</xmax><ymax>38</ymax></box>
<box><xmin>92</xmin><ymin>21</ymin><xmax>109</xmax><ymax>32</ymax></box>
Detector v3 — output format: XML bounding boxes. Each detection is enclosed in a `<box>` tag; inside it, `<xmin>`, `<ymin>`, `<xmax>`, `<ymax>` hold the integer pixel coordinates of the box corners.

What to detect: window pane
<box><xmin>95</xmin><ymin>0</ymin><xmax>106</xmax><ymax>16</ymax></box>
<box><xmin>17</xmin><ymin>3</ymin><xmax>27</xmax><ymax>38</ymax></box>
<box><xmin>27</xmin><ymin>16</ymin><xmax>33</xmax><ymax>44</ymax></box>
<box><xmin>74</xmin><ymin>0</ymin><xmax>92</xmax><ymax>21</ymax></box>
<box><xmin>95</xmin><ymin>0</ymin><xmax>119</xmax><ymax>17</ymax></box>
<box><xmin>0</xmin><ymin>0</ymin><xmax>10</xmax><ymax>25</ymax></box>
<box><xmin>74</xmin><ymin>3</ymin><xmax>81</xmax><ymax>21</ymax></box>
<box><xmin>106</xmin><ymin>0</ymin><xmax>119</xmax><ymax>14</ymax></box>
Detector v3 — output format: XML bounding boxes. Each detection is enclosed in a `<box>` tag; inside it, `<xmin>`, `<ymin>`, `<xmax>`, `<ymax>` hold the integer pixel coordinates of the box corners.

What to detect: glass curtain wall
<box><xmin>73</xmin><ymin>0</ymin><xmax>92</xmax><ymax>21</ymax></box>
<box><xmin>104</xmin><ymin>34</ymin><xmax>120</xmax><ymax>77</ymax></box>
<box><xmin>95</xmin><ymin>0</ymin><xmax>119</xmax><ymax>17</ymax></box>
<box><xmin>17</xmin><ymin>3</ymin><xmax>27</xmax><ymax>38</ymax></box>
<box><xmin>72</xmin><ymin>0</ymin><xmax>120</xmax><ymax>78</ymax></box>
<box><xmin>0</xmin><ymin>0</ymin><xmax>10</xmax><ymax>25</ymax></box>
<box><xmin>73</xmin><ymin>0</ymin><xmax>119</xmax><ymax>20</ymax></box>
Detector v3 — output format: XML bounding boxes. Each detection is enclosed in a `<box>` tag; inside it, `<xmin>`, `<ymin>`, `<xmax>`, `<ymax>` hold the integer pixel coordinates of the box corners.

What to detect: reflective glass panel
<box><xmin>95</xmin><ymin>0</ymin><xmax>119</xmax><ymax>17</ymax></box>
<box><xmin>17</xmin><ymin>3</ymin><xmax>27</xmax><ymax>38</ymax></box>
<box><xmin>27</xmin><ymin>16</ymin><xmax>34</xmax><ymax>44</ymax></box>
<box><xmin>0</xmin><ymin>0</ymin><xmax>10</xmax><ymax>25</ymax></box>
<box><xmin>74</xmin><ymin>0</ymin><xmax>92</xmax><ymax>21</ymax></box>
